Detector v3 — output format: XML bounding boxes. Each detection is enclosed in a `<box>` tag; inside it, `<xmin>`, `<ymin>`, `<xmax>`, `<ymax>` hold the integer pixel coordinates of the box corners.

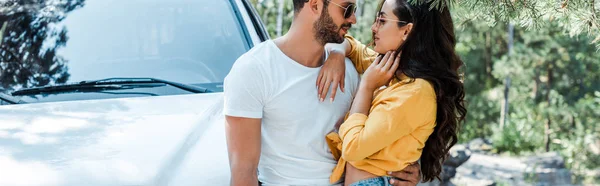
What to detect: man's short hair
<box><xmin>293</xmin><ymin>0</ymin><xmax>308</xmax><ymax>13</ymax></box>
<box><xmin>293</xmin><ymin>0</ymin><xmax>328</xmax><ymax>13</ymax></box>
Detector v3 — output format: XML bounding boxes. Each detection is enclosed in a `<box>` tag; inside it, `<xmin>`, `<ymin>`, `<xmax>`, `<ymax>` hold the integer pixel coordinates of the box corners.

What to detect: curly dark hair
<box><xmin>370</xmin><ymin>0</ymin><xmax>467</xmax><ymax>182</ymax></box>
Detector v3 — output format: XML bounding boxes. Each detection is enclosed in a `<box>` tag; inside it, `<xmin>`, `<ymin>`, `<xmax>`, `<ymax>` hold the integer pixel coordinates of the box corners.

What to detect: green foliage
<box><xmin>459</xmin><ymin>14</ymin><xmax>600</xmax><ymax>182</ymax></box>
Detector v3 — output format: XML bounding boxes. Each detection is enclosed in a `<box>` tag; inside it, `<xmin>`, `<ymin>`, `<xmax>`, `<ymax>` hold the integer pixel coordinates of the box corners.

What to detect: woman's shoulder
<box><xmin>412</xmin><ymin>78</ymin><xmax>435</xmax><ymax>91</ymax></box>
<box><xmin>389</xmin><ymin>78</ymin><xmax>436</xmax><ymax>98</ymax></box>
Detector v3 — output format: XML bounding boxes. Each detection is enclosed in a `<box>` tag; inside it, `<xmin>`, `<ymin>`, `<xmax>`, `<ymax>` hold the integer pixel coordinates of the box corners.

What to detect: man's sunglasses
<box><xmin>327</xmin><ymin>0</ymin><xmax>357</xmax><ymax>19</ymax></box>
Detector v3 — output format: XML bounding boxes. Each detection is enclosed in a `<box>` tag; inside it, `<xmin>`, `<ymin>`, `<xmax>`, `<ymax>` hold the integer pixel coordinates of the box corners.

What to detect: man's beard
<box><xmin>313</xmin><ymin>8</ymin><xmax>348</xmax><ymax>45</ymax></box>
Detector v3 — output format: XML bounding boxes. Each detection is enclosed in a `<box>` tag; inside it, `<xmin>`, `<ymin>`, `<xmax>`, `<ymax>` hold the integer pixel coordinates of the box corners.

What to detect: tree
<box><xmin>435</xmin><ymin>0</ymin><xmax>600</xmax><ymax>47</ymax></box>
<box><xmin>0</xmin><ymin>0</ymin><xmax>85</xmax><ymax>93</ymax></box>
<box><xmin>454</xmin><ymin>3</ymin><xmax>600</xmax><ymax>182</ymax></box>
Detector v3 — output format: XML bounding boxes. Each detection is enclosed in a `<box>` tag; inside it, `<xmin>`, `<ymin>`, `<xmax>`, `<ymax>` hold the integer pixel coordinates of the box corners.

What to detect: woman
<box><xmin>317</xmin><ymin>0</ymin><xmax>466</xmax><ymax>185</ymax></box>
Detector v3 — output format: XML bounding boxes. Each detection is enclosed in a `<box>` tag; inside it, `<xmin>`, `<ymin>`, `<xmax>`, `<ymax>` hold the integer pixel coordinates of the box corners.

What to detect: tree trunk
<box><xmin>545</xmin><ymin>119</ymin><xmax>551</xmax><ymax>152</ymax></box>
<box><xmin>501</xmin><ymin>23</ymin><xmax>514</xmax><ymax>129</ymax></box>
<box><xmin>544</xmin><ymin>61</ymin><xmax>554</xmax><ymax>152</ymax></box>
<box><xmin>571</xmin><ymin>115</ymin><xmax>576</xmax><ymax>135</ymax></box>
<box><xmin>261</xmin><ymin>1</ymin><xmax>270</xmax><ymax>28</ymax></box>
<box><xmin>276</xmin><ymin>0</ymin><xmax>285</xmax><ymax>37</ymax></box>
<box><xmin>532</xmin><ymin>70</ymin><xmax>539</xmax><ymax>100</ymax></box>
<box><xmin>501</xmin><ymin>77</ymin><xmax>510</xmax><ymax>128</ymax></box>
<box><xmin>356</xmin><ymin>0</ymin><xmax>364</xmax><ymax>17</ymax></box>
<box><xmin>485</xmin><ymin>31</ymin><xmax>492</xmax><ymax>82</ymax></box>
<box><xmin>0</xmin><ymin>22</ymin><xmax>7</xmax><ymax>46</ymax></box>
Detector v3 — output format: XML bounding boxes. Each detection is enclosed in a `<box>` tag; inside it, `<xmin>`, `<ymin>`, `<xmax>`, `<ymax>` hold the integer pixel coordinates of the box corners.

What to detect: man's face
<box><xmin>314</xmin><ymin>0</ymin><xmax>357</xmax><ymax>45</ymax></box>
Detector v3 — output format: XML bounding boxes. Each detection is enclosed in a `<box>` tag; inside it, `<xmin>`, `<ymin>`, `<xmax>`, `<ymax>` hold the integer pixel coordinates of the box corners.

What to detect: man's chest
<box><xmin>261</xmin><ymin>59</ymin><xmax>359</xmax><ymax>123</ymax></box>
<box><xmin>263</xmin><ymin>80</ymin><xmax>353</xmax><ymax>122</ymax></box>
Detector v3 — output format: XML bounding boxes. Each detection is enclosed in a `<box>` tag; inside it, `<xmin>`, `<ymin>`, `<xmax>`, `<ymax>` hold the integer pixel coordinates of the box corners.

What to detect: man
<box><xmin>224</xmin><ymin>0</ymin><xmax>421</xmax><ymax>185</ymax></box>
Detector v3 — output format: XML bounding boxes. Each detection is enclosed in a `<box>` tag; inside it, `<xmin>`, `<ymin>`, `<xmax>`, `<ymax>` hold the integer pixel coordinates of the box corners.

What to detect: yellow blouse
<box><xmin>325</xmin><ymin>35</ymin><xmax>438</xmax><ymax>183</ymax></box>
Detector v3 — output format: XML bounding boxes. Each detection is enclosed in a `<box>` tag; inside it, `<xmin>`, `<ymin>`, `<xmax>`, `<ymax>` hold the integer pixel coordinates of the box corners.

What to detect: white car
<box><xmin>0</xmin><ymin>0</ymin><xmax>268</xmax><ymax>185</ymax></box>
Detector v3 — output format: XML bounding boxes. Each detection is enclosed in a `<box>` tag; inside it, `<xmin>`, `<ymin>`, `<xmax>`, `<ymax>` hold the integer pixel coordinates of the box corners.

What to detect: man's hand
<box><xmin>387</xmin><ymin>162</ymin><xmax>421</xmax><ymax>186</ymax></box>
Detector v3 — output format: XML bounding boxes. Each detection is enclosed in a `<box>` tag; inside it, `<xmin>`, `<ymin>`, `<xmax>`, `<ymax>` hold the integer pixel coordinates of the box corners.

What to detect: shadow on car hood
<box><xmin>0</xmin><ymin>93</ymin><xmax>230</xmax><ymax>186</ymax></box>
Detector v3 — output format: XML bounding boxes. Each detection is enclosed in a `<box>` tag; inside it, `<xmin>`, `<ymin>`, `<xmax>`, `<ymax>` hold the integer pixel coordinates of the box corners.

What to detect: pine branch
<box><xmin>562</xmin><ymin>0</ymin><xmax>569</xmax><ymax>9</ymax></box>
<box><xmin>592</xmin><ymin>0</ymin><xmax>599</xmax><ymax>29</ymax></box>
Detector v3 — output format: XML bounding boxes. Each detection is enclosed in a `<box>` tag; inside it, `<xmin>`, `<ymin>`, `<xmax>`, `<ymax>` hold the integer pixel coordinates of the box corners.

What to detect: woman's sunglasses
<box><xmin>375</xmin><ymin>14</ymin><xmax>408</xmax><ymax>28</ymax></box>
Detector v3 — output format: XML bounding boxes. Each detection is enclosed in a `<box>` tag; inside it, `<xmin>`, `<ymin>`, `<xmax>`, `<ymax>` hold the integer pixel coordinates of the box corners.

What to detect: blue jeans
<box><xmin>348</xmin><ymin>176</ymin><xmax>393</xmax><ymax>186</ymax></box>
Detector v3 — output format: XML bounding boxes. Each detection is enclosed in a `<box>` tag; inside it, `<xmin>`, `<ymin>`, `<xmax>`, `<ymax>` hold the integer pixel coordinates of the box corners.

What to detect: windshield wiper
<box><xmin>11</xmin><ymin>84</ymin><xmax>164</xmax><ymax>96</ymax></box>
<box><xmin>79</xmin><ymin>77</ymin><xmax>211</xmax><ymax>93</ymax></box>
<box><xmin>11</xmin><ymin>77</ymin><xmax>211</xmax><ymax>96</ymax></box>
<box><xmin>0</xmin><ymin>93</ymin><xmax>25</xmax><ymax>104</ymax></box>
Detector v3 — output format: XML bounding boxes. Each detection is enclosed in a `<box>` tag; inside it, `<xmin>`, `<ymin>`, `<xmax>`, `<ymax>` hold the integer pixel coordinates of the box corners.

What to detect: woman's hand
<box><xmin>317</xmin><ymin>49</ymin><xmax>346</xmax><ymax>102</ymax></box>
<box><xmin>360</xmin><ymin>51</ymin><xmax>400</xmax><ymax>91</ymax></box>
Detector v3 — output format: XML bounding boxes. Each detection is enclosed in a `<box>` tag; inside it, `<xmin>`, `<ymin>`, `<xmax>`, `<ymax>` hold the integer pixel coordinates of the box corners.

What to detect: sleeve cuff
<box><xmin>344</xmin><ymin>35</ymin><xmax>358</xmax><ymax>57</ymax></box>
<box><xmin>325</xmin><ymin>132</ymin><xmax>343</xmax><ymax>160</ymax></box>
<box><xmin>224</xmin><ymin>109</ymin><xmax>263</xmax><ymax>119</ymax></box>
<box><xmin>339</xmin><ymin>113</ymin><xmax>368</xmax><ymax>140</ymax></box>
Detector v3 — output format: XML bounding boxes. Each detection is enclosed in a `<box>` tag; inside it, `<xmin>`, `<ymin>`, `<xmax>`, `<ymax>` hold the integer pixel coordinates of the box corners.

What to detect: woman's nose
<box><xmin>371</xmin><ymin>22</ymin><xmax>378</xmax><ymax>33</ymax></box>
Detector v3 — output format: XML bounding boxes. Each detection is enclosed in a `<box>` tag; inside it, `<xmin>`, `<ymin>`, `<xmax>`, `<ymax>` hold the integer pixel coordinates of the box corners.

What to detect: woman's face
<box><xmin>371</xmin><ymin>0</ymin><xmax>413</xmax><ymax>54</ymax></box>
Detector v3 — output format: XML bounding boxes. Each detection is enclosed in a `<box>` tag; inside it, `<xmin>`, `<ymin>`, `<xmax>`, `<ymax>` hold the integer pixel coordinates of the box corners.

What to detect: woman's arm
<box><xmin>340</xmin><ymin>83</ymin><xmax>436</xmax><ymax>161</ymax></box>
<box><xmin>344</xmin><ymin>35</ymin><xmax>379</xmax><ymax>74</ymax></box>
<box><xmin>338</xmin><ymin>52</ymin><xmax>436</xmax><ymax>161</ymax></box>
<box><xmin>317</xmin><ymin>35</ymin><xmax>379</xmax><ymax>102</ymax></box>
<box><xmin>324</xmin><ymin>38</ymin><xmax>352</xmax><ymax>56</ymax></box>
<box><xmin>349</xmin><ymin>51</ymin><xmax>397</xmax><ymax>115</ymax></box>
<box><xmin>318</xmin><ymin>41</ymin><xmax>350</xmax><ymax>102</ymax></box>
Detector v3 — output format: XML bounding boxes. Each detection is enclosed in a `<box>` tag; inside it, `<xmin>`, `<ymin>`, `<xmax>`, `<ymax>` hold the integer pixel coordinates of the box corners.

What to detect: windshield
<box><xmin>0</xmin><ymin>0</ymin><xmax>250</xmax><ymax>103</ymax></box>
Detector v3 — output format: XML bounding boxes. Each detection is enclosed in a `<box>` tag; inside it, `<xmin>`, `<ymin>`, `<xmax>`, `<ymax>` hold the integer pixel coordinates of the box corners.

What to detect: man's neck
<box><xmin>273</xmin><ymin>26</ymin><xmax>325</xmax><ymax>68</ymax></box>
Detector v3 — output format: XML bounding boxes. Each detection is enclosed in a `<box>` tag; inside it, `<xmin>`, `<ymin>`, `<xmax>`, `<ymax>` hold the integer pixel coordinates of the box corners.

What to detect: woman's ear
<box><xmin>403</xmin><ymin>23</ymin><xmax>414</xmax><ymax>40</ymax></box>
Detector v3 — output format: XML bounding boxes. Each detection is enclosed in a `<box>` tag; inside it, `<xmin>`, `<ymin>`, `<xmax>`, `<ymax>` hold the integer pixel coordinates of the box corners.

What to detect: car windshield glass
<box><xmin>0</xmin><ymin>0</ymin><xmax>249</xmax><ymax>104</ymax></box>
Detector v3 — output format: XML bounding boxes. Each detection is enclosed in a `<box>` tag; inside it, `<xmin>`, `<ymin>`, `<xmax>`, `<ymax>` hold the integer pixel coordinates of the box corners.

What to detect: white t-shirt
<box><xmin>224</xmin><ymin>40</ymin><xmax>360</xmax><ymax>186</ymax></box>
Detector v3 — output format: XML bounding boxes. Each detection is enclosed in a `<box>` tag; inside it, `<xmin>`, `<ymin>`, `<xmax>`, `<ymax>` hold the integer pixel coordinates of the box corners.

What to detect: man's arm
<box><xmin>388</xmin><ymin>162</ymin><xmax>422</xmax><ymax>186</ymax></box>
<box><xmin>225</xmin><ymin>116</ymin><xmax>262</xmax><ymax>186</ymax></box>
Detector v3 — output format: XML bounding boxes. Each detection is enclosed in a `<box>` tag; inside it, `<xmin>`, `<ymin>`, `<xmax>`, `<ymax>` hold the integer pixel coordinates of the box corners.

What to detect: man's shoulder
<box><xmin>227</xmin><ymin>41</ymin><xmax>278</xmax><ymax>83</ymax></box>
<box><xmin>242</xmin><ymin>40</ymin><xmax>276</xmax><ymax>60</ymax></box>
<box><xmin>235</xmin><ymin>42</ymin><xmax>265</xmax><ymax>62</ymax></box>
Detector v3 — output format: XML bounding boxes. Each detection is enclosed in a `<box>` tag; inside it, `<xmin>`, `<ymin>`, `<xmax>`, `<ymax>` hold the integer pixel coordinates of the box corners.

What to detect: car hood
<box><xmin>0</xmin><ymin>93</ymin><xmax>230</xmax><ymax>186</ymax></box>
